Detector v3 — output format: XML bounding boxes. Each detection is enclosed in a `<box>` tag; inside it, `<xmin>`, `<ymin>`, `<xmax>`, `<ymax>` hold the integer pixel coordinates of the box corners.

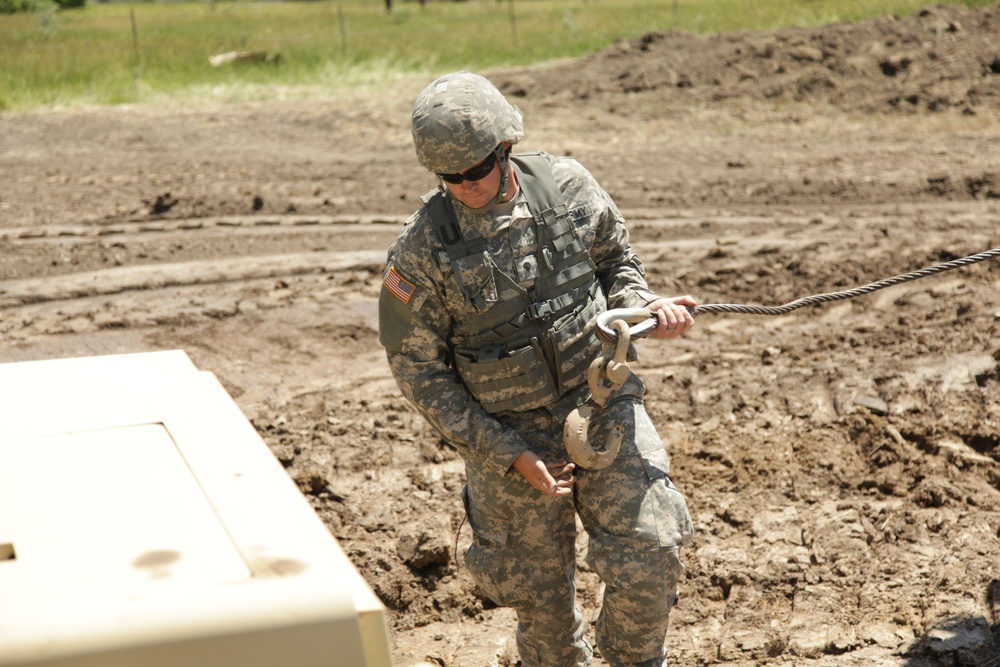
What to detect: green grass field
<box><xmin>1</xmin><ymin>0</ymin><xmax>996</xmax><ymax>111</ymax></box>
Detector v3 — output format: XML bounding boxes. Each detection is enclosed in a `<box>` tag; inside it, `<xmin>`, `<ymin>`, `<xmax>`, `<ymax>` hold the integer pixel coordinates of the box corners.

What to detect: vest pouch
<box><xmin>548</xmin><ymin>287</ymin><xmax>606</xmax><ymax>394</ymax></box>
<box><xmin>454</xmin><ymin>338</ymin><xmax>558</xmax><ymax>414</ymax></box>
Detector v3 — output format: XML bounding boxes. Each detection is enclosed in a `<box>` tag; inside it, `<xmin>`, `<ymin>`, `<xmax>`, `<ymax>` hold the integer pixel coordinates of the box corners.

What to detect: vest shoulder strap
<box><xmin>424</xmin><ymin>187</ymin><xmax>466</xmax><ymax>251</ymax></box>
<box><xmin>510</xmin><ymin>153</ymin><xmax>564</xmax><ymax>213</ymax></box>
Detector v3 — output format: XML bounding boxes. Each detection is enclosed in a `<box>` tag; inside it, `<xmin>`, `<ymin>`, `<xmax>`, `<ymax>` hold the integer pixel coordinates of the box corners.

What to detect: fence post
<box><xmin>508</xmin><ymin>0</ymin><xmax>518</xmax><ymax>46</ymax></box>
<box><xmin>338</xmin><ymin>6</ymin><xmax>348</xmax><ymax>54</ymax></box>
<box><xmin>130</xmin><ymin>9</ymin><xmax>141</xmax><ymax>83</ymax></box>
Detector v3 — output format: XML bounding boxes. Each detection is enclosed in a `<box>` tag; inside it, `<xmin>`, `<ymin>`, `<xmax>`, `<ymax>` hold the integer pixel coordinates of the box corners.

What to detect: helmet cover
<box><xmin>411</xmin><ymin>71</ymin><xmax>524</xmax><ymax>174</ymax></box>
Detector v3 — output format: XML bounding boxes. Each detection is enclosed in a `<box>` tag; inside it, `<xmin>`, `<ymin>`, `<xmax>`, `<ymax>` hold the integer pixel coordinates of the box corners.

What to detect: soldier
<box><xmin>378</xmin><ymin>70</ymin><xmax>696</xmax><ymax>667</ymax></box>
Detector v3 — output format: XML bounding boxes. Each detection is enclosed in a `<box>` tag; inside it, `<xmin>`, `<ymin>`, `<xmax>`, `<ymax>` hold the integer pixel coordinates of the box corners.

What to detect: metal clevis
<box><xmin>564</xmin><ymin>309</ymin><xmax>655</xmax><ymax>470</ymax></box>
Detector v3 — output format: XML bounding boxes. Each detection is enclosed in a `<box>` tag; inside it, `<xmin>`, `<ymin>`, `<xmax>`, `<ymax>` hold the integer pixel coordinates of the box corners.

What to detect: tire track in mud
<box><xmin>0</xmin><ymin>250</ymin><xmax>386</xmax><ymax>342</ymax></box>
<box><xmin>0</xmin><ymin>216</ymin><xmax>395</xmax><ymax>344</ymax></box>
<box><xmin>0</xmin><ymin>214</ymin><xmax>407</xmax><ymax>242</ymax></box>
<box><xmin>0</xmin><ymin>250</ymin><xmax>386</xmax><ymax>309</ymax></box>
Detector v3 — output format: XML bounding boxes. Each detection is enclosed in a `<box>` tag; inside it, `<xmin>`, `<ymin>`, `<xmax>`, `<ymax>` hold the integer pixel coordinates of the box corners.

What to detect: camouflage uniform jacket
<box><xmin>379</xmin><ymin>151</ymin><xmax>660</xmax><ymax>477</ymax></box>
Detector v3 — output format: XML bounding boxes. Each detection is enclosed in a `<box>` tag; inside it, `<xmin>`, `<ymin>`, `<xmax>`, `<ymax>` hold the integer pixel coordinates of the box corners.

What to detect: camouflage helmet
<box><xmin>411</xmin><ymin>71</ymin><xmax>524</xmax><ymax>174</ymax></box>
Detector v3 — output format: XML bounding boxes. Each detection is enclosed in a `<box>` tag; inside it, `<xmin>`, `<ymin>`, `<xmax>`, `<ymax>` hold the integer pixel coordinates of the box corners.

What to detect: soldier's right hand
<box><xmin>512</xmin><ymin>451</ymin><xmax>576</xmax><ymax>497</ymax></box>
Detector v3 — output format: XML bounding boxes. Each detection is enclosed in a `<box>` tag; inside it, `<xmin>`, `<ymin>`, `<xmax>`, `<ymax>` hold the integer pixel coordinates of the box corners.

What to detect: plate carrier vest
<box><xmin>424</xmin><ymin>153</ymin><xmax>607</xmax><ymax>414</ymax></box>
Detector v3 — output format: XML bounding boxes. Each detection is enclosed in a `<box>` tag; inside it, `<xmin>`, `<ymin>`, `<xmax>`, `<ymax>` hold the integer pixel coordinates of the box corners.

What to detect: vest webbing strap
<box><xmin>466</xmin><ymin>281</ymin><xmax>599</xmax><ymax>350</ymax></box>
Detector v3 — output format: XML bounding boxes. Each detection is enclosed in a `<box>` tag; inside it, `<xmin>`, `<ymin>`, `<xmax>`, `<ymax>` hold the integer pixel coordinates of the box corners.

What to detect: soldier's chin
<box><xmin>455</xmin><ymin>192</ymin><xmax>491</xmax><ymax>208</ymax></box>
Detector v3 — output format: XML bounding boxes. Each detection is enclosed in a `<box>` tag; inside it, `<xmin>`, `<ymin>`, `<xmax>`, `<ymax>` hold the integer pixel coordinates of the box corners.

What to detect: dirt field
<box><xmin>2</xmin><ymin>4</ymin><xmax>1000</xmax><ymax>666</ymax></box>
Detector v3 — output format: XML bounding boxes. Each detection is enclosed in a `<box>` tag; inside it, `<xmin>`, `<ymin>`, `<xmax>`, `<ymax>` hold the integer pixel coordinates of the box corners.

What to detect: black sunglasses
<box><xmin>437</xmin><ymin>151</ymin><xmax>498</xmax><ymax>185</ymax></box>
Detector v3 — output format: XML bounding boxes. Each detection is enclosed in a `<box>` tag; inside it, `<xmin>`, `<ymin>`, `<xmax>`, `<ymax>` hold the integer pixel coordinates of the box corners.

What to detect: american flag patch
<box><xmin>384</xmin><ymin>265</ymin><xmax>416</xmax><ymax>304</ymax></box>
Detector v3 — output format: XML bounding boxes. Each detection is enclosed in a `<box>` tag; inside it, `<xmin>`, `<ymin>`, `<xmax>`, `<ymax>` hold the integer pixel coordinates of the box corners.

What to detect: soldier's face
<box><xmin>443</xmin><ymin>157</ymin><xmax>503</xmax><ymax>209</ymax></box>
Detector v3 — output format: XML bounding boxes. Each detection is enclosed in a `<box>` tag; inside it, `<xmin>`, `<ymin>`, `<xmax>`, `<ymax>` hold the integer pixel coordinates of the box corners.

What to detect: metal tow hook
<box><xmin>563</xmin><ymin>316</ymin><xmax>638</xmax><ymax>470</ymax></box>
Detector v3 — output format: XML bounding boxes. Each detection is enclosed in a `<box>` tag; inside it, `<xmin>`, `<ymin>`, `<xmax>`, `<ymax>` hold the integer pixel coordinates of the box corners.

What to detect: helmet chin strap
<box><xmin>451</xmin><ymin>146</ymin><xmax>511</xmax><ymax>216</ymax></box>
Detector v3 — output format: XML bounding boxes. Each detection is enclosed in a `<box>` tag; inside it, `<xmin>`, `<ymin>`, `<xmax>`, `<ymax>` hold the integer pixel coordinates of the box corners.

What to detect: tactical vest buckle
<box><xmin>478</xmin><ymin>344</ymin><xmax>502</xmax><ymax>361</ymax></box>
<box><xmin>527</xmin><ymin>301</ymin><xmax>553</xmax><ymax>320</ymax></box>
<box><xmin>541</xmin><ymin>246</ymin><xmax>555</xmax><ymax>270</ymax></box>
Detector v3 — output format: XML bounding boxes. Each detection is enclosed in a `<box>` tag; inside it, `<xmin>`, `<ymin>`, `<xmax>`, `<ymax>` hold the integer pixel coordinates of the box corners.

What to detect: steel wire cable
<box><xmin>690</xmin><ymin>247</ymin><xmax>1000</xmax><ymax>317</ymax></box>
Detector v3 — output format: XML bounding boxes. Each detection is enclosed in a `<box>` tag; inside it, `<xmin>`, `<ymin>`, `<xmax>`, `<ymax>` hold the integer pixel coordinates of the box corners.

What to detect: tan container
<box><xmin>0</xmin><ymin>351</ymin><xmax>392</xmax><ymax>667</ymax></box>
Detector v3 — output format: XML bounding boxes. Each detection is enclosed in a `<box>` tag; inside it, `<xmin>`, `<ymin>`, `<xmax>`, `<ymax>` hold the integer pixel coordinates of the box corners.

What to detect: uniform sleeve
<box><xmin>590</xmin><ymin>190</ymin><xmax>660</xmax><ymax>309</ymax></box>
<box><xmin>553</xmin><ymin>157</ymin><xmax>660</xmax><ymax>308</ymax></box>
<box><xmin>378</xmin><ymin>246</ymin><xmax>530</xmax><ymax>476</ymax></box>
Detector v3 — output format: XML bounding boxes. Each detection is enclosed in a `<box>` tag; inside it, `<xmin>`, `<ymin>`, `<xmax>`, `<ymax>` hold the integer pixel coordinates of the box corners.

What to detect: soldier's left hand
<box><xmin>646</xmin><ymin>295</ymin><xmax>697</xmax><ymax>339</ymax></box>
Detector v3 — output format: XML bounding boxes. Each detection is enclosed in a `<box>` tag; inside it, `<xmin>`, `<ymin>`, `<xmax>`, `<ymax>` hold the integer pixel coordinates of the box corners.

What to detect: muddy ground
<box><xmin>2</xmin><ymin>3</ymin><xmax>1000</xmax><ymax>666</ymax></box>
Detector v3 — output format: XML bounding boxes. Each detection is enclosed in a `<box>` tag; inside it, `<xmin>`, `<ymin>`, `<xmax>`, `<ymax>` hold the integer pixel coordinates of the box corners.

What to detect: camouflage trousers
<box><xmin>462</xmin><ymin>376</ymin><xmax>694</xmax><ymax>667</ymax></box>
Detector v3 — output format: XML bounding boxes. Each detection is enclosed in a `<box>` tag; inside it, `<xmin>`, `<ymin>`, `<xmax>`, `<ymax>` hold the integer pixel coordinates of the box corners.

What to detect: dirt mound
<box><xmin>497</xmin><ymin>4</ymin><xmax>1000</xmax><ymax>114</ymax></box>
